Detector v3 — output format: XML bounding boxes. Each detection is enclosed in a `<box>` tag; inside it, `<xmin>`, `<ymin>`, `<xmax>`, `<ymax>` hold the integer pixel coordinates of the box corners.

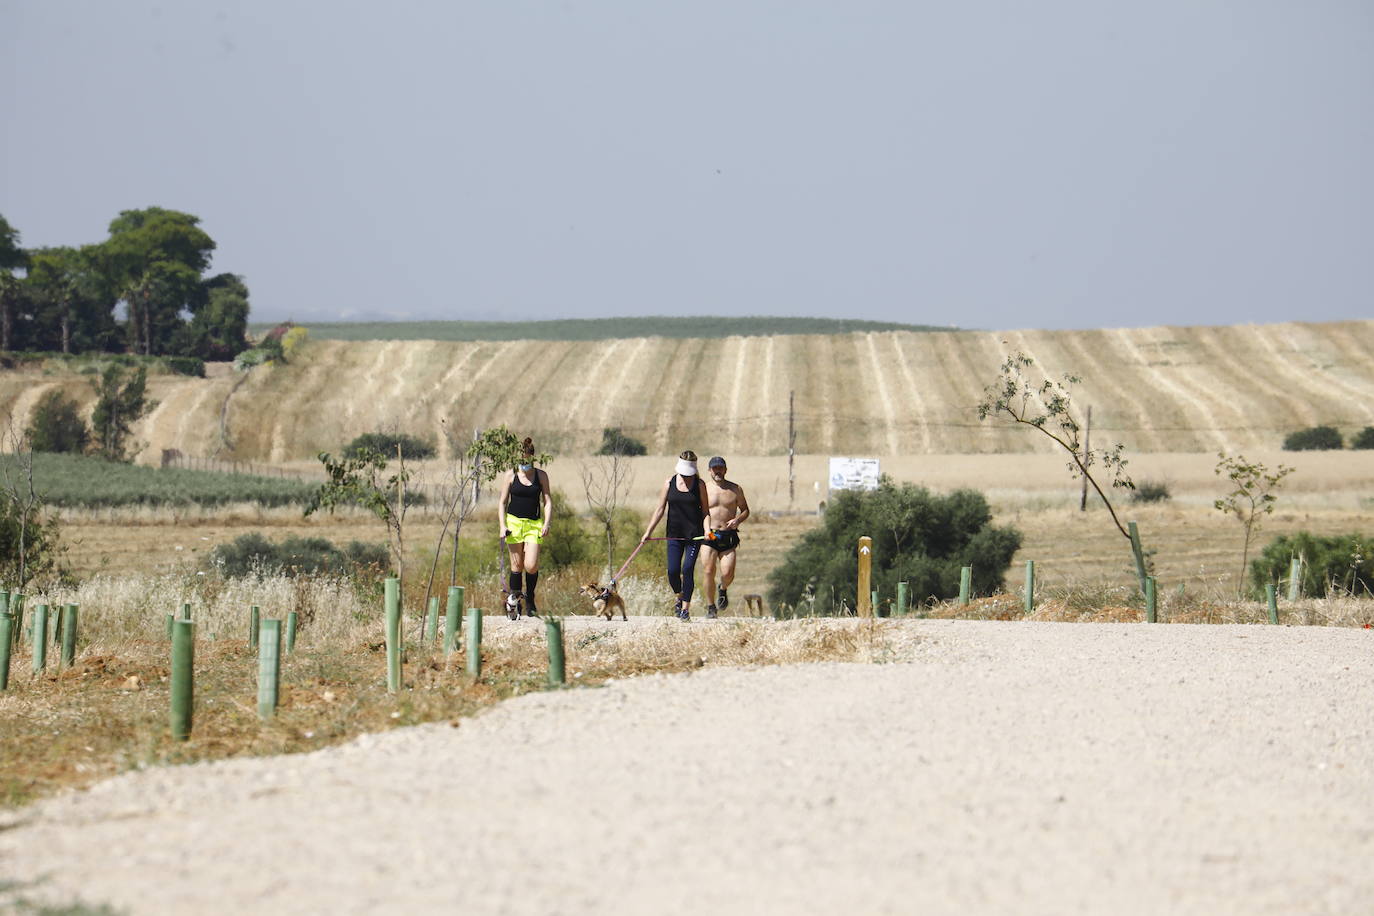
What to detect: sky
<box><xmin>2</xmin><ymin>1</ymin><xmax>1371</xmax><ymax>330</ymax></box>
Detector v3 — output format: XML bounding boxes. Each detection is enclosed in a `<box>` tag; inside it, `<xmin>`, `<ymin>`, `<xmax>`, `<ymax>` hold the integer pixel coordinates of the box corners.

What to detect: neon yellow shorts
<box><xmin>505</xmin><ymin>514</ymin><xmax>544</xmax><ymax>545</ymax></box>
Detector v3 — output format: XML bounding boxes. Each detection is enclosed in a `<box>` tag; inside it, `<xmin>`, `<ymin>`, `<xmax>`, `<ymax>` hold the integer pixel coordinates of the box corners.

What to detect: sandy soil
<box><xmin>2</xmin><ymin>618</ymin><xmax>1371</xmax><ymax>915</ymax></box>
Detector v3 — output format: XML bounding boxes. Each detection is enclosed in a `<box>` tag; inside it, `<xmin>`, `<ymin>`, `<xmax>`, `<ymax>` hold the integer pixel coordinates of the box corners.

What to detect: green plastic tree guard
<box><xmin>286</xmin><ymin>611</ymin><xmax>298</xmax><ymax>653</ymax></box>
<box><xmin>1287</xmin><ymin>558</ymin><xmax>1302</xmax><ymax>603</ymax></box>
<box><xmin>61</xmin><ymin>604</ymin><xmax>78</xmax><ymax>667</ymax></box>
<box><xmin>32</xmin><ymin>605</ymin><xmax>48</xmax><ymax>672</ymax></box>
<box><xmin>1145</xmin><ymin>577</ymin><xmax>1157</xmax><ymax>624</ymax></box>
<box><xmin>425</xmin><ymin>596</ymin><xmax>440</xmax><ymax>644</ymax></box>
<box><xmin>165</xmin><ymin>613</ymin><xmax>174</xmax><ymax>638</ymax></box>
<box><xmin>871</xmin><ymin>590</ymin><xmax>880</xmax><ymax>618</ymax></box>
<box><xmin>443</xmin><ymin>587</ymin><xmax>462</xmax><ymax>657</ymax></box>
<box><xmin>258</xmin><ymin>618</ymin><xmax>282</xmax><ymax>718</ymax></box>
<box><xmin>0</xmin><ymin>615</ymin><xmax>12</xmax><ymax>690</ymax></box>
<box><xmin>10</xmin><ymin>594</ymin><xmax>22</xmax><ymax>650</ymax></box>
<box><xmin>1266</xmin><ymin>584</ymin><xmax>1279</xmax><ymax>625</ymax></box>
<box><xmin>384</xmin><ymin>578</ymin><xmax>401</xmax><ymax>693</ymax></box>
<box><xmin>466</xmin><ymin>607</ymin><xmax>482</xmax><ymax>678</ymax></box>
<box><xmin>181</xmin><ymin>602</ymin><xmax>192</xmax><ymax>621</ymax></box>
<box><xmin>959</xmin><ymin>567</ymin><xmax>972</xmax><ymax>606</ymax></box>
<box><xmin>1128</xmin><ymin>521</ymin><xmax>1149</xmax><ymax>597</ymax></box>
<box><xmin>249</xmin><ymin>605</ymin><xmax>260</xmax><ymax>649</ymax></box>
<box><xmin>1024</xmin><ymin>561</ymin><xmax>1035</xmax><ymax>614</ymax></box>
<box><xmin>170</xmin><ymin>619</ymin><xmax>195</xmax><ymax>741</ymax></box>
<box><xmin>896</xmin><ymin>581</ymin><xmax>908</xmax><ymax>618</ymax></box>
<box><xmin>546</xmin><ymin>617</ymin><xmax>565</xmax><ymax>687</ymax></box>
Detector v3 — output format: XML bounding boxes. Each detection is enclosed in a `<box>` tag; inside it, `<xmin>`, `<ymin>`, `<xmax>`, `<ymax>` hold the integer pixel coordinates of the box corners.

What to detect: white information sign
<box><xmin>828</xmin><ymin>457</ymin><xmax>881</xmax><ymax>493</ymax></box>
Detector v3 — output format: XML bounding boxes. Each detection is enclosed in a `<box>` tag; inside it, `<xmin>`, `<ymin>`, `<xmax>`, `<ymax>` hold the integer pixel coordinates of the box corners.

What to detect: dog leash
<box><xmin>610</xmin><ymin>533</ymin><xmax>717</xmax><ymax>584</ymax></box>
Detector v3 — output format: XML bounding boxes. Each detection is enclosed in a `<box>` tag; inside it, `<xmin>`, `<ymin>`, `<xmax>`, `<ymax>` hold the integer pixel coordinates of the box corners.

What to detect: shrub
<box><xmin>1251</xmin><ymin>532</ymin><xmax>1372</xmax><ymax>598</ymax></box>
<box><xmin>0</xmin><ymin>492</ymin><xmax>63</xmax><ymax>589</ymax></box>
<box><xmin>1130</xmin><ymin>479</ymin><xmax>1171</xmax><ymax>503</ymax></box>
<box><xmin>211</xmin><ymin>533</ymin><xmax>389</xmax><ymax>579</ymax></box>
<box><xmin>596</xmin><ymin>427</ymin><xmax>647</xmax><ymax>457</ymax></box>
<box><xmin>343</xmin><ymin>432</ymin><xmax>436</xmax><ymax>461</ymax></box>
<box><xmin>163</xmin><ymin>356</ymin><xmax>205</xmax><ymax>377</ymax></box>
<box><xmin>767</xmin><ymin>480</ymin><xmax>1022</xmax><ymax>611</ymax></box>
<box><xmin>540</xmin><ymin>489</ymin><xmax>598</xmax><ymax>570</ymax></box>
<box><xmin>1283</xmin><ymin>425</ymin><xmax>1343</xmax><ymax>451</ymax></box>
<box><xmin>1352</xmin><ymin>427</ymin><xmax>1374</xmax><ymax>450</ymax></box>
<box><xmin>25</xmin><ymin>391</ymin><xmax>89</xmax><ymax>454</ymax></box>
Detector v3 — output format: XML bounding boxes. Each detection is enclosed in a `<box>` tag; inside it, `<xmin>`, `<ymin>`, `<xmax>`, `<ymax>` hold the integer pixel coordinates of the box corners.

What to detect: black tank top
<box><xmin>508</xmin><ymin>471</ymin><xmax>542</xmax><ymax>520</ymax></box>
<box><xmin>665</xmin><ymin>475</ymin><xmax>705</xmax><ymax>539</ymax></box>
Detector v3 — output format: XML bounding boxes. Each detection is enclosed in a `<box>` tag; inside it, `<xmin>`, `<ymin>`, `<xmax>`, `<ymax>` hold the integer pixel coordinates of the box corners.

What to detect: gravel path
<box><xmin>3</xmin><ymin>619</ymin><xmax>1372</xmax><ymax>915</ymax></box>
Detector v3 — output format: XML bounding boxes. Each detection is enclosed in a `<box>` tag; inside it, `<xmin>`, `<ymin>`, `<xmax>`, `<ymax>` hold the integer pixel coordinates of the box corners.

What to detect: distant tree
<box><xmin>0</xmin><ymin>213</ymin><xmax>29</xmax><ymax>351</ymax></box>
<box><xmin>1282</xmin><ymin>425</ymin><xmax>1343</xmax><ymax>451</ymax></box>
<box><xmin>1353</xmin><ymin>427</ymin><xmax>1374</xmax><ymax>450</ymax></box>
<box><xmin>597</xmin><ymin>426</ymin><xmax>647</xmax><ymax>456</ymax></box>
<box><xmin>99</xmin><ymin>207</ymin><xmax>216</xmax><ymax>356</ymax></box>
<box><xmin>23</xmin><ymin>246</ymin><xmax>119</xmax><ymax>353</ymax></box>
<box><xmin>0</xmin><ymin>425</ymin><xmax>64</xmax><ymax>590</ymax></box>
<box><xmin>172</xmin><ymin>272</ymin><xmax>250</xmax><ymax>360</ymax></box>
<box><xmin>26</xmin><ymin>391</ymin><xmax>90</xmax><ymax>454</ymax></box>
<box><xmin>90</xmin><ymin>365</ymin><xmax>154</xmax><ymax>461</ymax></box>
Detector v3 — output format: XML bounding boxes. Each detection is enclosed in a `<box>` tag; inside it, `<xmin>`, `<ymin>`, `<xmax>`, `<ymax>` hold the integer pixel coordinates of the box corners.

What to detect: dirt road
<box><xmin>2</xmin><ymin>619</ymin><xmax>1371</xmax><ymax>914</ymax></box>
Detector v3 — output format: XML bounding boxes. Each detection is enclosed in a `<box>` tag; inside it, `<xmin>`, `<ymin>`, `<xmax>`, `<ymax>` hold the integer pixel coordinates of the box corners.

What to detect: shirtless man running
<box><xmin>701</xmin><ymin>456</ymin><xmax>750</xmax><ymax>619</ymax></box>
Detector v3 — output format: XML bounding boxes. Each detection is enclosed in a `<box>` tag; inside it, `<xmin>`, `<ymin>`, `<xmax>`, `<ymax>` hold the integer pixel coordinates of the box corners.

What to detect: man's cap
<box><xmin>708</xmin><ymin>456</ymin><xmax>727</xmax><ymax>468</ymax></box>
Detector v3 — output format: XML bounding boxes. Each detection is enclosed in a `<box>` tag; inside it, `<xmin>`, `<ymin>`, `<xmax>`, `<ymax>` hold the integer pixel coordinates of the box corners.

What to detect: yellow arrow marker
<box><xmin>857</xmin><ymin>536</ymin><xmax>873</xmax><ymax>618</ymax></box>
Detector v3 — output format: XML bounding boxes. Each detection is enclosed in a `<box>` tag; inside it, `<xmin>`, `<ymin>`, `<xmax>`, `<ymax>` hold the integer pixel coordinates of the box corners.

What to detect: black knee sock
<box><xmin>525</xmin><ymin>571</ymin><xmax>539</xmax><ymax>606</ymax></box>
<box><xmin>508</xmin><ymin>571</ymin><xmax>522</xmax><ymax>596</ymax></box>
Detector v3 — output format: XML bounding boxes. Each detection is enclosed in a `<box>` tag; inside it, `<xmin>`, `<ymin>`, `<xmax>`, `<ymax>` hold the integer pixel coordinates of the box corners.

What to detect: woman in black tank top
<box><xmin>639</xmin><ymin>449</ymin><xmax>712</xmax><ymax>621</ymax></box>
<box><xmin>498</xmin><ymin>437</ymin><xmax>552</xmax><ymax>616</ymax></box>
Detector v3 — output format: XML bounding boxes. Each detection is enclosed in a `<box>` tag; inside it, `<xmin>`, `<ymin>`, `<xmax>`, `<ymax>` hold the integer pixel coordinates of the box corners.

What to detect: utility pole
<box><xmin>1080</xmin><ymin>406</ymin><xmax>1091</xmax><ymax>512</ymax></box>
<box><xmin>788</xmin><ymin>390</ymin><xmax>796</xmax><ymax>510</ymax></box>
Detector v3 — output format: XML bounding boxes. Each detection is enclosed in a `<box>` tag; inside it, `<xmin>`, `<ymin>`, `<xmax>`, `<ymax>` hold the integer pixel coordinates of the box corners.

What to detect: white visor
<box><xmin>676</xmin><ymin>459</ymin><xmax>697</xmax><ymax>476</ymax></box>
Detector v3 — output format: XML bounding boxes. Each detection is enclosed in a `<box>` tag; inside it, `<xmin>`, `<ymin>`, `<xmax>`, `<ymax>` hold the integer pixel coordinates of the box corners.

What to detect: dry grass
<box><xmin>0</xmin><ymin>570</ymin><xmax>902</xmax><ymax>809</ymax></box>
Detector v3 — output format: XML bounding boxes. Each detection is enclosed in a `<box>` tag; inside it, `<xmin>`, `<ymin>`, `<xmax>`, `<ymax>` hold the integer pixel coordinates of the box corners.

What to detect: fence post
<box><xmin>0</xmin><ymin>615</ymin><xmax>11</xmax><ymax>690</ymax></box>
<box><xmin>466</xmin><ymin>608</ymin><xmax>482</xmax><ymax>678</ymax></box>
<box><xmin>1265</xmin><ymin>584</ymin><xmax>1279</xmax><ymax>625</ymax></box>
<box><xmin>32</xmin><ymin>605</ymin><xmax>48</xmax><ymax>672</ymax></box>
<box><xmin>896</xmin><ymin>582</ymin><xmax>909</xmax><ymax>618</ymax></box>
<box><xmin>258</xmin><ymin>618</ymin><xmax>282</xmax><ymax>718</ymax></box>
<box><xmin>1128</xmin><ymin>521</ymin><xmax>1149</xmax><ymax>597</ymax></box>
<box><xmin>249</xmin><ymin>605</ymin><xmax>260</xmax><ymax>649</ymax></box>
<box><xmin>384</xmin><ymin>578</ymin><xmax>401</xmax><ymax>694</ymax></box>
<box><xmin>1287</xmin><ymin>558</ymin><xmax>1302</xmax><ymax>603</ymax></box>
<box><xmin>61</xmin><ymin>604</ymin><xmax>78</xmax><ymax>667</ymax></box>
<box><xmin>1023</xmin><ymin>561</ymin><xmax>1035</xmax><ymax>614</ymax></box>
<box><xmin>170</xmin><ymin>619</ymin><xmax>194</xmax><ymax>741</ymax></box>
<box><xmin>959</xmin><ymin>566</ymin><xmax>972</xmax><ymax>606</ymax></box>
<box><xmin>1145</xmin><ymin>577</ymin><xmax>1157</xmax><ymax>623</ymax></box>
<box><xmin>286</xmin><ymin>611</ymin><xmax>299</xmax><ymax>653</ymax></box>
<box><xmin>546</xmin><ymin>618</ymin><xmax>565</xmax><ymax>687</ymax></box>
<box><xmin>425</xmin><ymin>596</ymin><xmax>440</xmax><ymax>644</ymax></box>
<box><xmin>857</xmin><ymin>536</ymin><xmax>873</xmax><ymax>617</ymax></box>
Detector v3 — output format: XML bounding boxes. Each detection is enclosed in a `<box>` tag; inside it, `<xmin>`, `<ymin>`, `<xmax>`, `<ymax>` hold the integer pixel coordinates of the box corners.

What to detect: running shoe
<box><xmin>673</xmin><ymin>597</ymin><xmax>684</xmax><ymax>618</ymax></box>
<box><xmin>679</xmin><ymin>607</ymin><xmax>690</xmax><ymax>622</ymax></box>
<box><xmin>718</xmin><ymin>587</ymin><xmax>729</xmax><ymax>610</ymax></box>
<box><xmin>706</xmin><ymin>605</ymin><xmax>718</xmax><ymax>619</ymax></box>
<box><xmin>526</xmin><ymin>605</ymin><xmax>540</xmax><ymax>618</ymax></box>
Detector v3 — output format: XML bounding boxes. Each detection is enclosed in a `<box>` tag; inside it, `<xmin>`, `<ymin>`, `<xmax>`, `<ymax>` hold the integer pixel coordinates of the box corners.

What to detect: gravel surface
<box><xmin>2</xmin><ymin>619</ymin><xmax>1372</xmax><ymax>915</ymax></box>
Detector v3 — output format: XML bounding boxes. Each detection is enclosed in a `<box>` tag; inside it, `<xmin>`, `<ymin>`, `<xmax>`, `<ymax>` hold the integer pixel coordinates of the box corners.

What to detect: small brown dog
<box><xmin>579</xmin><ymin>582</ymin><xmax>627</xmax><ymax>621</ymax></box>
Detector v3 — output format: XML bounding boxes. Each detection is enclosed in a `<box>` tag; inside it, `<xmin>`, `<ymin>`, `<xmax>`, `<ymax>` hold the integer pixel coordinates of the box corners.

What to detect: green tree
<box><xmin>0</xmin><ymin>428</ymin><xmax>63</xmax><ymax>590</ymax></box>
<box><xmin>99</xmin><ymin>207</ymin><xmax>216</xmax><ymax>355</ymax></box>
<box><xmin>26</xmin><ymin>391</ymin><xmax>89</xmax><ymax>454</ymax></box>
<box><xmin>23</xmin><ymin>246</ymin><xmax>119</xmax><ymax>353</ymax></box>
<box><xmin>90</xmin><ymin>365</ymin><xmax>154</xmax><ymax>461</ymax></box>
<box><xmin>1214</xmin><ymin>452</ymin><xmax>1294</xmax><ymax>597</ymax></box>
<box><xmin>768</xmin><ymin>481</ymin><xmax>1021</xmax><ymax>611</ymax></box>
<box><xmin>1283</xmin><ymin>425</ymin><xmax>1343</xmax><ymax>451</ymax></box>
<box><xmin>306</xmin><ymin>447</ymin><xmax>414</xmax><ymax>589</ymax></box>
<box><xmin>173</xmin><ymin>273</ymin><xmax>250</xmax><ymax>360</ymax></box>
<box><xmin>0</xmin><ymin>213</ymin><xmax>29</xmax><ymax>351</ymax></box>
<box><xmin>1353</xmin><ymin>427</ymin><xmax>1374</xmax><ymax>450</ymax></box>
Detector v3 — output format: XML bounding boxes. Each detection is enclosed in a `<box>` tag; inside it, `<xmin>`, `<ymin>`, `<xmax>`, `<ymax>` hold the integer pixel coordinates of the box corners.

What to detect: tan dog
<box><xmin>579</xmin><ymin>582</ymin><xmax>628</xmax><ymax>621</ymax></box>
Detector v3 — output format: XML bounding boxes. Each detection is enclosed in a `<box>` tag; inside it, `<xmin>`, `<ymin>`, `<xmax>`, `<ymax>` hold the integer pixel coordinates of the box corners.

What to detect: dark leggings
<box><xmin>666</xmin><ymin>539</ymin><xmax>702</xmax><ymax>605</ymax></box>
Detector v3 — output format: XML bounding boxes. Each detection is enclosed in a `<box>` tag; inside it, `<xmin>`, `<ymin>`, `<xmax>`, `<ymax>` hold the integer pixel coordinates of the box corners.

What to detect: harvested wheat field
<box><xmin>2</xmin><ymin>320</ymin><xmax>1372</xmax><ymax>463</ymax></box>
<box><xmin>3</xmin><ymin>618</ymin><xmax>1371</xmax><ymax>915</ymax></box>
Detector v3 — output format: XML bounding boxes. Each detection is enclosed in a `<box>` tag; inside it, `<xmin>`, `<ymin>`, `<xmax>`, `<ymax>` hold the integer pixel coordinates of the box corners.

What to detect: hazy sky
<box><xmin>2</xmin><ymin>1</ymin><xmax>1371</xmax><ymax>330</ymax></box>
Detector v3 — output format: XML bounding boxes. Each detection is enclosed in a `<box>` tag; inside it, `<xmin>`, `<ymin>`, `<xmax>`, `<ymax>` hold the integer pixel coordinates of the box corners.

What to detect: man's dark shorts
<box><xmin>707</xmin><ymin>529</ymin><xmax>740</xmax><ymax>552</ymax></box>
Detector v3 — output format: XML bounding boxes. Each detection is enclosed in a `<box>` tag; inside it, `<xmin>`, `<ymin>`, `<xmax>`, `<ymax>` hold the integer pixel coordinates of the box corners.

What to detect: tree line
<box><xmin>0</xmin><ymin>208</ymin><xmax>249</xmax><ymax>360</ymax></box>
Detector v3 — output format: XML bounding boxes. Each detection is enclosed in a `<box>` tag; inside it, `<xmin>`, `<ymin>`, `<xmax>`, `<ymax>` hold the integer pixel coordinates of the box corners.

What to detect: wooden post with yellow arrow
<box><xmin>857</xmin><ymin>536</ymin><xmax>873</xmax><ymax>618</ymax></box>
